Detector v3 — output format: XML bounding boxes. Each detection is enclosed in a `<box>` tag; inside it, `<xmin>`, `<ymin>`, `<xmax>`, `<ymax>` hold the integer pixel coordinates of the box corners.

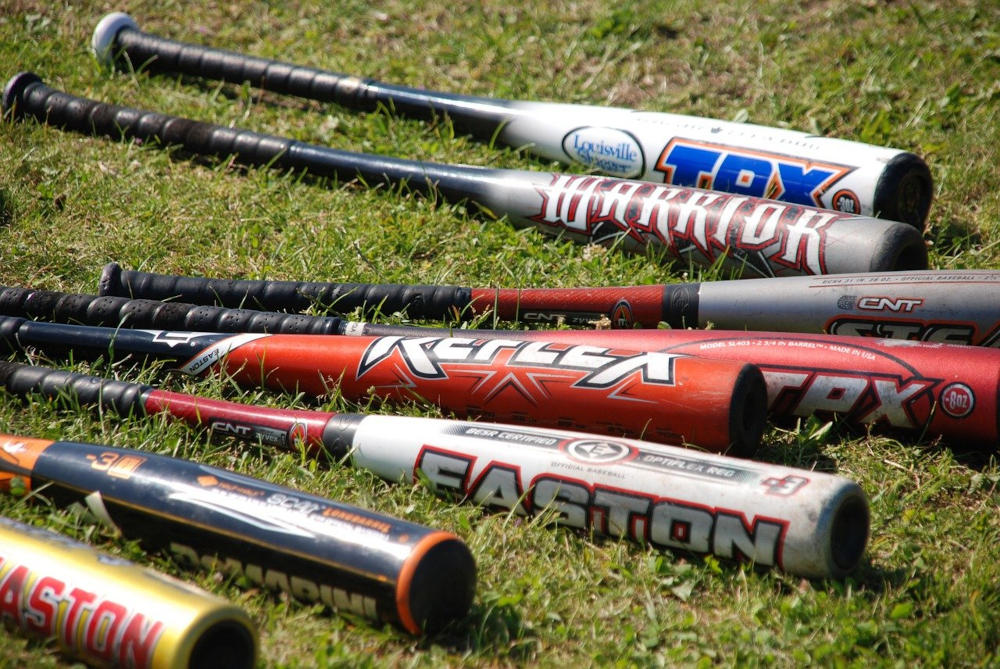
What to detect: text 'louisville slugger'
<box><xmin>0</xmin><ymin>361</ymin><xmax>870</xmax><ymax>579</ymax></box>
<box><xmin>2</xmin><ymin>72</ymin><xmax>928</xmax><ymax>278</ymax></box>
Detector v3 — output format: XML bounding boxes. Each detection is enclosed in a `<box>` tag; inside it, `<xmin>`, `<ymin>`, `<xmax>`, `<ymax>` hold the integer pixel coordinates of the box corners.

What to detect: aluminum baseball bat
<box><xmin>0</xmin><ymin>515</ymin><xmax>257</xmax><ymax>669</ymax></box>
<box><xmin>0</xmin><ymin>315</ymin><xmax>768</xmax><ymax>454</ymax></box>
<box><xmin>0</xmin><ymin>361</ymin><xmax>869</xmax><ymax>579</ymax></box>
<box><xmin>91</xmin><ymin>11</ymin><xmax>932</xmax><ymax>227</ymax></box>
<box><xmin>0</xmin><ymin>432</ymin><xmax>475</xmax><ymax>634</ymax></box>
<box><xmin>3</xmin><ymin>285</ymin><xmax>996</xmax><ymax>447</ymax></box>
<box><xmin>2</xmin><ymin>72</ymin><xmax>928</xmax><ymax>278</ymax></box>
<box><xmin>99</xmin><ymin>263</ymin><xmax>1000</xmax><ymax>340</ymax></box>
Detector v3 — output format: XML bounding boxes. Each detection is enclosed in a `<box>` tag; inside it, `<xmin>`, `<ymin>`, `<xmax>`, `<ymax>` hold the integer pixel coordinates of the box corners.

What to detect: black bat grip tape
<box><xmin>101</xmin><ymin>263</ymin><xmax>474</xmax><ymax>320</ymax></box>
<box><xmin>0</xmin><ymin>285</ymin><xmax>345</xmax><ymax>335</ymax></box>
<box><xmin>3</xmin><ymin>72</ymin><xmax>496</xmax><ymax>204</ymax></box>
<box><xmin>0</xmin><ymin>360</ymin><xmax>151</xmax><ymax>416</ymax></box>
<box><xmin>4</xmin><ymin>72</ymin><xmax>293</xmax><ymax>167</ymax></box>
<box><xmin>101</xmin><ymin>17</ymin><xmax>512</xmax><ymax>139</ymax></box>
<box><xmin>113</xmin><ymin>26</ymin><xmax>383</xmax><ymax>112</ymax></box>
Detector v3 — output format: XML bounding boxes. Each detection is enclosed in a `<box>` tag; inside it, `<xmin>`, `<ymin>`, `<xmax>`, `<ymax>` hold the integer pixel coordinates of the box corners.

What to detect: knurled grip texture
<box><xmin>100</xmin><ymin>263</ymin><xmax>475</xmax><ymax>320</ymax></box>
<box><xmin>0</xmin><ymin>285</ymin><xmax>345</xmax><ymax>335</ymax></box>
<box><xmin>98</xmin><ymin>14</ymin><xmax>510</xmax><ymax>139</ymax></box>
<box><xmin>114</xmin><ymin>26</ymin><xmax>379</xmax><ymax>109</ymax></box>
<box><xmin>3</xmin><ymin>72</ymin><xmax>495</xmax><ymax>204</ymax></box>
<box><xmin>0</xmin><ymin>360</ymin><xmax>151</xmax><ymax>415</ymax></box>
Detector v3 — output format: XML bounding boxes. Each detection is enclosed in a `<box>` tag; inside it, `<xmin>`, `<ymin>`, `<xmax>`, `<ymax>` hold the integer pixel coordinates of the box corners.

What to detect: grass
<box><xmin>1</xmin><ymin>0</ymin><xmax>999</xmax><ymax>666</ymax></box>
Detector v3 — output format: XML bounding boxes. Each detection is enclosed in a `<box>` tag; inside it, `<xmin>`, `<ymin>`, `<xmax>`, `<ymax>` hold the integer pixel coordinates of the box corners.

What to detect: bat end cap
<box><xmin>828</xmin><ymin>486</ymin><xmax>870</xmax><ymax>577</ymax></box>
<box><xmin>92</xmin><ymin>12</ymin><xmax>139</xmax><ymax>67</ymax></box>
<box><xmin>2</xmin><ymin>72</ymin><xmax>42</xmax><ymax>118</ymax></box>
<box><xmin>874</xmin><ymin>152</ymin><xmax>933</xmax><ymax>229</ymax></box>
<box><xmin>188</xmin><ymin>618</ymin><xmax>258</xmax><ymax>669</ymax></box>
<box><xmin>98</xmin><ymin>261</ymin><xmax>123</xmax><ymax>297</ymax></box>
<box><xmin>398</xmin><ymin>534</ymin><xmax>476</xmax><ymax>634</ymax></box>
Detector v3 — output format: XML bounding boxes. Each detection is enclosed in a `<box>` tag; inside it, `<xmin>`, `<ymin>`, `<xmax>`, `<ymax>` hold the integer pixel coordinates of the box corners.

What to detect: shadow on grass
<box><xmin>416</xmin><ymin>597</ymin><xmax>538</xmax><ymax>661</ymax></box>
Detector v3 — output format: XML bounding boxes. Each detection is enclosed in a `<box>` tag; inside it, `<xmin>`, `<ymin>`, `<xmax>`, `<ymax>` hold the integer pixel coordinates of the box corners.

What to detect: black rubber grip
<box><xmin>100</xmin><ymin>263</ymin><xmax>475</xmax><ymax>320</ymax></box>
<box><xmin>0</xmin><ymin>316</ymin><xmax>27</xmax><ymax>354</ymax></box>
<box><xmin>0</xmin><ymin>360</ymin><xmax>151</xmax><ymax>416</ymax></box>
<box><xmin>0</xmin><ymin>285</ymin><xmax>346</xmax><ymax>335</ymax></box>
<box><xmin>2</xmin><ymin>72</ymin><xmax>496</xmax><ymax>204</ymax></box>
<box><xmin>109</xmin><ymin>23</ymin><xmax>512</xmax><ymax>139</ymax></box>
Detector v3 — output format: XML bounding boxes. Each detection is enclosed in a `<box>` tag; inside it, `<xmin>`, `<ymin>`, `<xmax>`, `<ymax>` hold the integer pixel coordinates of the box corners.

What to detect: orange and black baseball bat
<box><xmin>0</xmin><ymin>431</ymin><xmax>474</xmax><ymax>634</ymax></box>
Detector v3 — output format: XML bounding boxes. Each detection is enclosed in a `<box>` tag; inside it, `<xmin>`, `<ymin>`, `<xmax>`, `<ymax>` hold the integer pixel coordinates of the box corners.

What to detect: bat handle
<box><xmin>100</xmin><ymin>262</ymin><xmax>476</xmax><ymax>320</ymax></box>
<box><xmin>3</xmin><ymin>71</ymin><xmax>295</xmax><ymax>169</ymax></box>
<box><xmin>0</xmin><ymin>360</ymin><xmax>151</xmax><ymax>415</ymax></box>
<box><xmin>93</xmin><ymin>12</ymin><xmax>382</xmax><ymax>111</ymax></box>
<box><xmin>92</xmin><ymin>12</ymin><xmax>513</xmax><ymax>139</ymax></box>
<box><xmin>0</xmin><ymin>285</ymin><xmax>345</xmax><ymax>334</ymax></box>
<box><xmin>3</xmin><ymin>73</ymin><xmax>497</xmax><ymax>204</ymax></box>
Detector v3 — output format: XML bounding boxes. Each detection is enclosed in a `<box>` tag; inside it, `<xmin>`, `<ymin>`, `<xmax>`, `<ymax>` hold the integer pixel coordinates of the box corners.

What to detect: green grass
<box><xmin>1</xmin><ymin>1</ymin><xmax>999</xmax><ymax>666</ymax></box>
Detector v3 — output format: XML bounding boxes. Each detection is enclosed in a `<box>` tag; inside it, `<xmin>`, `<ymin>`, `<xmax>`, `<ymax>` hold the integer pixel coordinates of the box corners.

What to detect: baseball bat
<box><xmin>0</xmin><ymin>432</ymin><xmax>475</xmax><ymax>635</ymax></box>
<box><xmin>0</xmin><ymin>314</ymin><xmax>768</xmax><ymax>454</ymax></box>
<box><xmin>90</xmin><ymin>12</ymin><xmax>932</xmax><ymax>227</ymax></box>
<box><xmin>0</xmin><ymin>361</ymin><xmax>870</xmax><ymax>579</ymax></box>
<box><xmin>0</xmin><ymin>514</ymin><xmax>257</xmax><ymax>668</ymax></box>
<box><xmin>2</xmin><ymin>72</ymin><xmax>928</xmax><ymax>278</ymax></box>
<box><xmin>3</xmin><ymin>285</ymin><xmax>996</xmax><ymax>447</ymax></box>
<box><xmin>99</xmin><ymin>263</ymin><xmax>1000</xmax><ymax>340</ymax></box>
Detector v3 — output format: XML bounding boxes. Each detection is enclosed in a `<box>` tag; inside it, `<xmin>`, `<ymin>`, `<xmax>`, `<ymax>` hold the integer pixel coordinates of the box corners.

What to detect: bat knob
<box><xmin>2</xmin><ymin>72</ymin><xmax>42</xmax><ymax>118</ymax></box>
<box><xmin>98</xmin><ymin>262</ymin><xmax>123</xmax><ymax>297</ymax></box>
<box><xmin>92</xmin><ymin>11</ymin><xmax>139</xmax><ymax>68</ymax></box>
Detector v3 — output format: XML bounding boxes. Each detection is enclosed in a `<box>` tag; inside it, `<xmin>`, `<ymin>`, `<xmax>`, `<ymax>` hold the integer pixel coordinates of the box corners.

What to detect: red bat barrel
<box><xmin>446</xmin><ymin>328</ymin><xmax>1000</xmax><ymax>448</ymax></box>
<box><xmin>181</xmin><ymin>332</ymin><xmax>767</xmax><ymax>455</ymax></box>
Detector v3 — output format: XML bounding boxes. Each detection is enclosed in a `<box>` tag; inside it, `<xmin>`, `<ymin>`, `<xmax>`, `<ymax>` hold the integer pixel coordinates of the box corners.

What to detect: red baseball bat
<box><xmin>2</xmin><ymin>285</ymin><xmax>995</xmax><ymax>448</ymax></box>
<box><xmin>2</xmin><ymin>72</ymin><xmax>928</xmax><ymax>278</ymax></box>
<box><xmin>0</xmin><ymin>361</ymin><xmax>869</xmax><ymax>579</ymax></box>
<box><xmin>0</xmin><ymin>316</ymin><xmax>767</xmax><ymax>455</ymax></box>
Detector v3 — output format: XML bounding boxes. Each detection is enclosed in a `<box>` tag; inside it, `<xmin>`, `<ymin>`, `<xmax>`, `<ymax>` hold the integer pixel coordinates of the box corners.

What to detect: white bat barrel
<box><xmin>341</xmin><ymin>416</ymin><xmax>869</xmax><ymax>579</ymax></box>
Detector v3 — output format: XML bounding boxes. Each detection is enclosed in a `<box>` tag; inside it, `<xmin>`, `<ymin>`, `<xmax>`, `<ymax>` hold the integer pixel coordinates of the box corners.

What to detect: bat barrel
<box><xmin>100</xmin><ymin>262</ymin><xmax>475</xmax><ymax>321</ymax></box>
<box><xmin>344</xmin><ymin>414</ymin><xmax>869</xmax><ymax>578</ymax></box>
<box><xmin>0</xmin><ymin>515</ymin><xmax>258</xmax><ymax>668</ymax></box>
